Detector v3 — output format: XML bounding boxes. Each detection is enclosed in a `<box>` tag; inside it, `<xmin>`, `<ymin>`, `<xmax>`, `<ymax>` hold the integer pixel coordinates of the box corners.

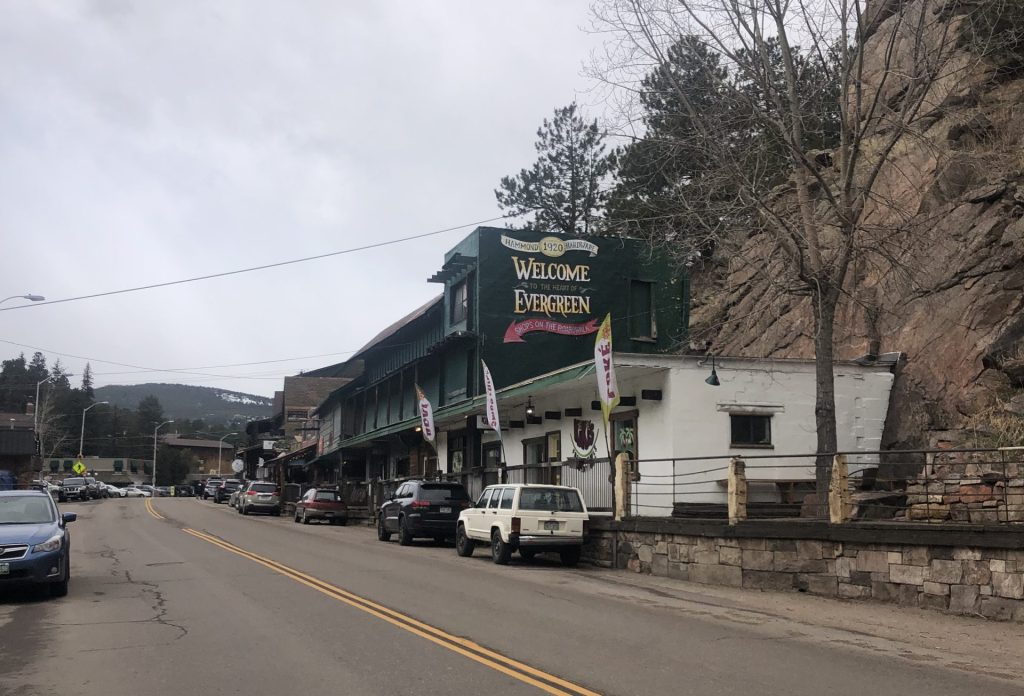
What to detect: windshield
<box><xmin>419</xmin><ymin>485</ymin><xmax>469</xmax><ymax>502</ymax></box>
<box><xmin>63</xmin><ymin>478</ymin><xmax>86</xmax><ymax>486</ymax></box>
<box><xmin>517</xmin><ymin>488</ymin><xmax>584</xmax><ymax>513</ymax></box>
<box><xmin>0</xmin><ymin>495</ymin><xmax>56</xmax><ymax>524</ymax></box>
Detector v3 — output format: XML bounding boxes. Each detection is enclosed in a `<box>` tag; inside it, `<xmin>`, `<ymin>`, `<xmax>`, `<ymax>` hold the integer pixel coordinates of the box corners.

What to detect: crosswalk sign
<box><xmin>72</xmin><ymin>460</ymin><xmax>86</xmax><ymax>475</ymax></box>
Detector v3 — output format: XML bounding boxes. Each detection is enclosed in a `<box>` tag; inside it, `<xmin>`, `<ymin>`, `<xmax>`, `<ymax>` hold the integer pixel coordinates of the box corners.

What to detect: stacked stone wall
<box><xmin>585</xmin><ymin>528</ymin><xmax>1024</xmax><ymax>622</ymax></box>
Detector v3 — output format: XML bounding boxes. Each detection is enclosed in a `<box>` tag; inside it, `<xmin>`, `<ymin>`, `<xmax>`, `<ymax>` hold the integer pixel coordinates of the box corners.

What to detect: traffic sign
<box><xmin>72</xmin><ymin>460</ymin><xmax>86</xmax><ymax>475</ymax></box>
<box><xmin>231</xmin><ymin>459</ymin><xmax>244</xmax><ymax>473</ymax></box>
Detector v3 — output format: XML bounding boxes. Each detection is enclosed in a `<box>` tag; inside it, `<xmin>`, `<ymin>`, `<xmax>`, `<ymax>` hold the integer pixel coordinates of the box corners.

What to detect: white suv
<box><xmin>455</xmin><ymin>484</ymin><xmax>589</xmax><ymax>566</ymax></box>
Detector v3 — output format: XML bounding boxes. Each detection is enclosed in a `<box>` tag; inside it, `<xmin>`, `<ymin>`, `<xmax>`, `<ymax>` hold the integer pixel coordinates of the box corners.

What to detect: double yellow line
<box><xmin>181</xmin><ymin>527</ymin><xmax>599</xmax><ymax>696</ymax></box>
<box><xmin>144</xmin><ymin>497</ymin><xmax>165</xmax><ymax>520</ymax></box>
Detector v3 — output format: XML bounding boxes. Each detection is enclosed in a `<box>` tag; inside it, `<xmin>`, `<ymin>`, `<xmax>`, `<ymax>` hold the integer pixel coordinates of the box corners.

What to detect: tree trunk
<box><xmin>812</xmin><ymin>289</ymin><xmax>840</xmax><ymax>518</ymax></box>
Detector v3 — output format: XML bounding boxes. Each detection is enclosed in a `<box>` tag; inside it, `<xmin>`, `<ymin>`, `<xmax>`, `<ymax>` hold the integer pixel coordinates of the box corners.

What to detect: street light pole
<box><xmin>78</xmin><ymin>401</ymin><xmax>109</xmax><ymax>458</ymax></box>
<box><xmin>217</xmin><ymin>432</ymin><xmax>238</xmax><ymax>476</ymax></box>
<box><xmin>0</xmin><ymin>294</ymin><xmax>45</xmax><ymax>305</ymax></box>
<box><xmin>152</xmin><ymin>420</ymin><xmax>175</xmax><ymax>488</ymax></box>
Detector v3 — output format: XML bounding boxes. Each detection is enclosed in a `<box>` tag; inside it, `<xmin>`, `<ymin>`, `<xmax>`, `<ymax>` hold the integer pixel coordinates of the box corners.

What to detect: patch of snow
<box><xmin>218</xmin><ymin>392</ymin><xmax>271</xmax><ymax>406</ymax></box>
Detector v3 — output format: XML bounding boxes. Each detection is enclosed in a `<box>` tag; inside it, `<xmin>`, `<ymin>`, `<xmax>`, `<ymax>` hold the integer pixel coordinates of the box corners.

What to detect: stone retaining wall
<box><xmin>585</xmin><ymin>522</ymin><xmax>1024</xmax><ymax>622</ymax></box>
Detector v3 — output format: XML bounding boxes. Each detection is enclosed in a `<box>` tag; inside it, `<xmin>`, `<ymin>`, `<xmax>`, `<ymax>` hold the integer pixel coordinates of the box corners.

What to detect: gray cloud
<box><xmin>0</xmin><ymin>0</ymin><xmax>600</xmax><ymax>396</ymax></box>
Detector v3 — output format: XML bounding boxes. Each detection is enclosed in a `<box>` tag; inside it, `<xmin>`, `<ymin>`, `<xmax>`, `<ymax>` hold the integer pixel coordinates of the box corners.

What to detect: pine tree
<box><xmin>81</xmin><ymin>363</ymin><xmax>94</xmax><ymax>399</ymax></box>
<box><xmin>495</xmin><ymin>103</ymin><xmax>613</xmax><ymax>235</ymax></box>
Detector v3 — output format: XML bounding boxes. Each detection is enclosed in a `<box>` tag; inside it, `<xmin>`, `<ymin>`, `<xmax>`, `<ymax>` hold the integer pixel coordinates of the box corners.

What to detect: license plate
<box><xmin>440</xmin><ymin>506</ymin><xmax>452</xmax><ymax>514</ymax></box>
<box><xmin>544</xmin><ymin>521</ymin><xmax>560</xmax><ymax>531</ymax></box>
<box><xmin>0</xmin><ymin>562</ymin><xmax>8</xmax><ymax>576</ymax></box>
<box><xmin>258</xmin><ymin>495</ymin><xmax>270</xmax><ymax>500</ymax></box>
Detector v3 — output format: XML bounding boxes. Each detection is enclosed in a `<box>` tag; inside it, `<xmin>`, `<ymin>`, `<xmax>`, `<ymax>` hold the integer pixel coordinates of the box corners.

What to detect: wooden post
<box><xmin>829</xmin><ymin>454</ymin><xmax>851</xmax><ymax>524</ymax></box>
<box><xmin>727</xmin><ymin>457</ymin><xmax>747</xmax><ymax>525</ymax></box>
<box><xmin>614</xmin><ymin>453</ymin><xmax>631</xmax><ymax>521</ymax></box>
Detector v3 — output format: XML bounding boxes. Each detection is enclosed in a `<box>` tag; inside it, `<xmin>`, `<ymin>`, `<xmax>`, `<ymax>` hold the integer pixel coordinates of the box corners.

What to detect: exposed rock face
<box><xmin>689</xmin><ymin>1</ymin><xmax>1024</xmax><ymax>448</ymax></box>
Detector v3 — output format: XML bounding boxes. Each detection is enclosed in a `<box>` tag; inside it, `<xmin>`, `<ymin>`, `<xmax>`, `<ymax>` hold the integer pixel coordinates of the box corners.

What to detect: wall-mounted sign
<box><xmin>504</xmin><ymin>317</ymin><xmax>598</xmax><ymax>343</ymax></box>
<box><xmin>501</xmin><ymin>234</ymin><xmax>598</xmax><ymax>258</ymax></box>
<box><xmin>571</xmin><ymin>419</ymin><xmax>598</xmax><ymax>459</ymax></box>
<box><xmin>501</xmin><ymin>232</ymin><xmax>599</xmax><ymax>343</ymax></box>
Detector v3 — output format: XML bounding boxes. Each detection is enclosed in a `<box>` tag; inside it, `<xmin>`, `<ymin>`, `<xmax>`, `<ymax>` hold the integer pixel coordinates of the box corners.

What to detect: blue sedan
<box><xmin>0</xmin><ymin>490</ymin><xmax>76</xmax><ymax>597</ymax></box>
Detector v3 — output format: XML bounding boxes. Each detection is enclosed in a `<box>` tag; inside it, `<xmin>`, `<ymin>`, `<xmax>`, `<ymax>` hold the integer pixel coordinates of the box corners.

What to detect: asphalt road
<box><xmin>2</xmin><ymin>497</ymin><xmax>1021</xmax><ymax>696</ymax></box>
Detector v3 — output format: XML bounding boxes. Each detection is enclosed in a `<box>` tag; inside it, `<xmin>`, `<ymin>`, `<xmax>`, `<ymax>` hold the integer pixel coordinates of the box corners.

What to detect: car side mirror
<box><xmin>62</xmin><ymin>512</ymin><xmax>77</xmax><ymax>525</ymax></box>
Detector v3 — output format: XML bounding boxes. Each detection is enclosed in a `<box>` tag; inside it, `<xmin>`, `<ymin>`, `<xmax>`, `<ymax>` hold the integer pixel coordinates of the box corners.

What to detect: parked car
<box><xmin>31</xmin><ymin>480</ymin><xmax>65</xmax><ymax>502</ymax></box>
<box><xmin>214</xmin><ymin>479</ymin><xmax>242</xmax><ymax>504</ymax></box>
<box><xmin>122</xmin><ymin>486</ymin><xmax>150</xmax><ymax>498</ymax></box>
<box><xmin>238</xmin><ymin>481</ymin><xmax>281</xmax><ymax>516</ymax></box>
<box><xmin>137</xmin><ymin>485</ymin><xmax>157</xmax><ymax>497</ymax></box>
<box><xmin>60</xmin><ymin>477</ymin><xmax>90</xmax><ymax>502</ymax></box>
<box><xmin>294</xmin><ymin>488</ymin><xmax>348</xmax><ymax>525</ymax></box>
<box><xmin>202</xmin><ymin>478</ymin><xmax>223</xmax><ymax>500</ymax></box>
<box><xmin>103</xmin><ymin>484</ymin><xmax>126</xmax><ymax>498</ymax></box>
<box><xmin>84</xmin><ymin>477</ymin><xmax>104</xmax><ymax>499</ymax></box>
<box><xmin>455</xmin><ymin>484</ymin><xmax>589</xmax><ymax>566</ymax></box>
<box><xmin>0</xmin><ymin>490</ymin><xmax>76</xmax><ymax>597</ymax></box>
<box><xmin>228</xmin><ymin>484</ymin><xmax>246</xmax><ymax>509</ymax></box>
<box><xmin>377</xmin><ymin>481</ymin><xmax>471</xmax><ymax>546</ymax></box>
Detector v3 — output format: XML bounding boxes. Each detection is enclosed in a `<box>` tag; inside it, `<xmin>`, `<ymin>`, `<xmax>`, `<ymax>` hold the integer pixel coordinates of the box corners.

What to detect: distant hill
<box><xmin>94</xmin><ymin>383</ymin><xmax>274</xmax><ymax>423</ymax></box>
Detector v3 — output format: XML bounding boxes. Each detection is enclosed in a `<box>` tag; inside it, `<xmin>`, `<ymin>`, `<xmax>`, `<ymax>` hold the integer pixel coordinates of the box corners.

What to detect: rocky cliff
<box><xmin>688</xmin><ymin>0</ymin><xmax>1024</xmax><ymax>449</ymax></box>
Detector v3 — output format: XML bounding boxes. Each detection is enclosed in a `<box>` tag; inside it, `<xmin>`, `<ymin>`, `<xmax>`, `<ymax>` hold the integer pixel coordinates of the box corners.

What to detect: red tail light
<box><xmin>511</xmin><ymin>517</ymin><xmax>521</xmax><ymax>534</ymax></box>
<box><xmin>411</xmin><ymin>500</ymin><xmax>430</xmax><ymax>509</ymax></box>
<box><xmin>247</xmin><ymin>490</ymin><xmax>257</xmax><ymax>496</ymax></box>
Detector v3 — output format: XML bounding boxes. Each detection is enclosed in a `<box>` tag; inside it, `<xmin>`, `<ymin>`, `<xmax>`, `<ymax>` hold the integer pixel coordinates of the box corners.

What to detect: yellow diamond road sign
<box><xmin>72</xmin><ymin>460</ymin><xmax>86</xmax><ymax>475</ymax></box>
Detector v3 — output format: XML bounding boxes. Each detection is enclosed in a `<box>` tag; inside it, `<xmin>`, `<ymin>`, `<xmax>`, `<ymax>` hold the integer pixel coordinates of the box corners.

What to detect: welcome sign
<box><xmin>500</xmin><ymin>233</ymin><xmax>600</xmax><ymax>343</ymax></box>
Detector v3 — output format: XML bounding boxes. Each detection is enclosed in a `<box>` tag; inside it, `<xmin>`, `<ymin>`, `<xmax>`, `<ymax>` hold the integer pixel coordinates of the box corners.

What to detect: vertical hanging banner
<box><xmin>415</xmin><ymin>385</ymin><xmax>436</xmax><ymax>445</ymax></box>
<box><xmin>594</xmin><ymin>313</ymin><xmax>620</xmax><ymax>424</ymax></box>
<box><xmin>481</xmin><ymin>360</ymin><xmax>501</xmax><ymax>433</ymax></box>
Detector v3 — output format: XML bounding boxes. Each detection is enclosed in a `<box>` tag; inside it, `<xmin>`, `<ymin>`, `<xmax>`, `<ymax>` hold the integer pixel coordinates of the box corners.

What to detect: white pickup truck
<box><xmin>455</xmin><ymin>484</ymin><xmax>590</xmax><ymax>566</ymax></box>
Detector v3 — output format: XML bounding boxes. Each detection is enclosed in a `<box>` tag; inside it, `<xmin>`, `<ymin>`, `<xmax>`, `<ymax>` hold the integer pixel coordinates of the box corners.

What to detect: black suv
<box><xmin>377</xmin><ymin>481</ymin><xmax>471</xmax><ymax>546</ymax></box>
<box><xmin>214</xmin><ymin>479</ymin><xmax>242</xmax><ymax>504</ymax></box>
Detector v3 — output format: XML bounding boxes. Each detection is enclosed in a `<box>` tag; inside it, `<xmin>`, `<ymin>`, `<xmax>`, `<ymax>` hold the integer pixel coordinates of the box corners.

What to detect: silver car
<box><xmin>238</xmin><ymin>481</ymin><xmax>281</xmax><ymax>516</ymax></box>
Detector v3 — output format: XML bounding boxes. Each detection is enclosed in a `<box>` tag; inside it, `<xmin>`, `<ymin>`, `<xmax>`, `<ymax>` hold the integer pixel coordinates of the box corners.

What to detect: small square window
<box><xmin>49</xmin><ymin>460</ymin><xmax>60</xmax><ymax>472</ymax></box>
<box><xmin>730</xmin><ymin>414</ymin><xmax>772</xmax><ymax>447</ymax></box>
<box><xmin>113</xmin><ymin>460</ymin><xmax>124</xmax><ymax>472</ymax></box>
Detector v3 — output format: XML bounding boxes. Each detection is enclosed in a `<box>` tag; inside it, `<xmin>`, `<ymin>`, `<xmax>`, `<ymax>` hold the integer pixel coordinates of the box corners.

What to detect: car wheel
<box><xmin>241</xmin><ymin>505</ymin><xmax>248</xmax><ymax>515</ymax></box>
<box><xmin>272</xmin><ymin>509</ymin><xmax>280</xmax><ymax>517</ymax></box>
<box><xmin>377</xmin><ymin>517</ymin><xmax>392</xmax><ymax>542</ymax></box>
<box><xmin>398</xmin><ymin>516</ymin><xmax>413</xmax><ymax>546</ymax></box>
<box><xmin>455</xmin><ymin>524</ymin><xmax>473</xmax><ymax>557</ymax></box>
<box><xmin>294</xmin><ymin>510</ymin><xmax>301</xmax><ymax>523</ymax></box>
<box><xmin>302</xmin><ymin>510</ymin><xmax>310</xmax><ymax>524</ymax></box>
<box><xmin>519</xmin><ymin>548</ymin><xmax>537</xmax><ymax>563</ymax></box>
<box><xmin>491</xmin><ymin>529</ymin><xmax>511</xmax><ymax>565</ymax></box>
<box><xmin>50</xmin><ymin>557</ymin><xmax>70</xmax><ymax>598</ymax></box>
<box><xmin>559</xmin><ymin>547</ymin><xmax>582</xmax><ymax>567</ymax></box>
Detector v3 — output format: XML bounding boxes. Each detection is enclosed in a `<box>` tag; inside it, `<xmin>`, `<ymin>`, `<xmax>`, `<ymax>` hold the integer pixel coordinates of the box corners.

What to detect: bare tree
<box><xmin>591</xmin><ymin>0</ymin><xmax>1007</xmax><ymax>509</ymax></box>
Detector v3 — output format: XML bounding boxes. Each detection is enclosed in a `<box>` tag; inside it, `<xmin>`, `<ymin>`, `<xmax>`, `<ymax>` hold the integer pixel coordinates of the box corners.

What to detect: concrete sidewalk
<box><xmin>582</xmin><ymin>567</ymin><xmax>1024</xmax><ymax>684</ymax></box>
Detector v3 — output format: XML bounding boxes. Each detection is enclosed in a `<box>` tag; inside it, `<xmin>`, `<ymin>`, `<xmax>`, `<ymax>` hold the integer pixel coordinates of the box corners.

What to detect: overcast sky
<box><xmin>0</xmin><ymin>0</ymin><xmax>607</xmax><ymax>397</ymax></box>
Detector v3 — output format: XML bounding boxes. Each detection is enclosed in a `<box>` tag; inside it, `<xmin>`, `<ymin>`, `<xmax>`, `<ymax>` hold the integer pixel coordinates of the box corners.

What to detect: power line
<box><xmin>0</xmin><ymin>214</ymin><xmax>514</xmax><ymax>313</ymax></box>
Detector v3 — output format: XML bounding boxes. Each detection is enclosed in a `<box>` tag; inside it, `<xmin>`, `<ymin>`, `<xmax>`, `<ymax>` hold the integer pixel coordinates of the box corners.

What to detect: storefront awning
<box><xmin>336</xmin><ymin>361</ymin><xmax>597</xmax><ymax>449</ymax></box>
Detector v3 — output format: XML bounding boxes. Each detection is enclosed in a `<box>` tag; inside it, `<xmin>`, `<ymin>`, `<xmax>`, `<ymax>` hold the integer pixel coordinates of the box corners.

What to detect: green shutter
<box><xmin>49</xmin><ymin>460</ymin><xmax>60</xmax><ymax>472</ymax></box>
<box><xmin>130</xmin><ymin>461</ymin><xmax>138</xmax><ymax>473</ymax></box>
<box><xmin>63</xmin><ymin>460</ymin><xmax>73</xmax><ymax>471</ymax></box>
<box><xmin>114</xmin><ymin>460</ymin><xmax>124</xmax><ymax>472</ymax></box>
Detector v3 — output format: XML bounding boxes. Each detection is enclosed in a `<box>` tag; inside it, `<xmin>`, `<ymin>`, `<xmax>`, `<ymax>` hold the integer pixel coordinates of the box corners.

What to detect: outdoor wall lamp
<box><xmin>705</xmin><ymin>355</ymin><xmax>721</xmax><ymax>387</ymax></box>
<box><xmin>525</xmin><ymin>397</ymin><xmax>535</xmax><ymax>416</ymax></box>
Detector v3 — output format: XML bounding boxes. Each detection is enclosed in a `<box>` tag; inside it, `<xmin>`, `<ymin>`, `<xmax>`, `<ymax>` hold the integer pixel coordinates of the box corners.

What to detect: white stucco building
<box><xmin>424</xmin><ymin>353</ymin><xmax>895</xmax><ymax>515</ymax></box>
